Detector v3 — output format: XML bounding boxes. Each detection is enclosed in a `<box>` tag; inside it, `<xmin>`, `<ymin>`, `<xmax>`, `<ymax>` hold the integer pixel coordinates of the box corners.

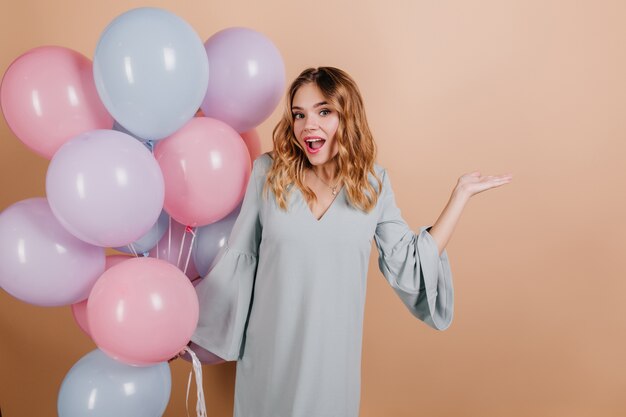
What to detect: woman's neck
<box><xmin>310</xmin><ymin>162</ymin><xmax>339</xmax><ymax>184</ymax></box>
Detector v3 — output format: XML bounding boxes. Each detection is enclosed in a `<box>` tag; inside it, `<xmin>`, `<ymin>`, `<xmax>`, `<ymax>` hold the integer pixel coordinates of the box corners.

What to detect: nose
<box><xmin>303</xmin><ymin>114</ymin><xmax>319</xmax><ymax>131</ymax></box>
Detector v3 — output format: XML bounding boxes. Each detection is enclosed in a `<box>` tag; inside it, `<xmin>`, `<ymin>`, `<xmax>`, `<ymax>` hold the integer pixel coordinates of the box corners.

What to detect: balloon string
<box><xmin>146</xmin><ymin>139</ymin><xmax>155</xmax><ymax>154</ymax></box>
<box><xmin>127</xmin><ymin>243</ymin><xmax>139</xmax><ymax>258</ymax></box>
<box><xmin>167</xmin><ymin>215</ymin><xmax>172</xmax><ymax>262</ymax></box>
<box><xmin>184</xmin><ymin>347</ymin><xmax>207</xmax><ymax>417</ymax></box>
<box><xmin>183</xmin><ymin>228</ymin><xmax>197</xmax><ymax>276</ymax></box>
<box><xmin>186</xmin><ymin>371</ymin><xmax>193</xmax><ymax>417</ymax></box>
<box><xmin>156</xmin><ymin>215</ymin><xmax>161</xmax><ymax>259</ymax></box>
<box><xmin>177</xmin><ymin>227</ymin><xmax>188</xmax><ymax>269</ymax></box>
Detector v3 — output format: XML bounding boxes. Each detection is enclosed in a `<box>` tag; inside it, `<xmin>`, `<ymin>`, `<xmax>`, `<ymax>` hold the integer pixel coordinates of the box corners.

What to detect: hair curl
<box><xmin>265</xmin><ymin>67</ymin><xmax>381</xmax><ymax>212</ymax></box>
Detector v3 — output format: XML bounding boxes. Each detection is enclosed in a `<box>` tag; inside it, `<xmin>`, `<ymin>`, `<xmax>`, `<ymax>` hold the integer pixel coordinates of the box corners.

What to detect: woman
<box><xmin>191</xmin><ymin>67</ymin><xmax>512</xmax><ymax>417</ymax></box>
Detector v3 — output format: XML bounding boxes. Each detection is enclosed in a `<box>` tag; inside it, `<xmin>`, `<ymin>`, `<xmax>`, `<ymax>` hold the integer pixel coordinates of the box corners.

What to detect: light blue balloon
<box><xmin>114</xmin><ymin>210</ymin><xmax>169</xmax><ymax>255</ymax></box>
<box><xmin>193</xmin><ymin>204</ymin><xmax>241</xmax><ymax>276</ymax></box>
<box><xmin>94</xmin><ymin>7</ymin><xmax>209</xmax><ymax>140</ymax></box>
<box><xmin>113</xmin><ymin>120</ymin><xmax>148</xmax><ymax>142</ymax></box>
<box><xmin>58</xmin><ymin>349</ymin><xmax>171</xmax><ymax>417</ymax></box>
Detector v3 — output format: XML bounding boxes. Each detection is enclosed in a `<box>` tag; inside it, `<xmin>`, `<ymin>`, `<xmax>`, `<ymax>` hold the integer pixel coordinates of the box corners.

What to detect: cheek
<box><xmin>328</xmin><ymin>118</ymin><xmax>340</xmax><ymax>140</ymax></box>
<box><xmin>293</xmin><ymin>122</ymin><xmax>303</xmax><ymax>139</ymax></box>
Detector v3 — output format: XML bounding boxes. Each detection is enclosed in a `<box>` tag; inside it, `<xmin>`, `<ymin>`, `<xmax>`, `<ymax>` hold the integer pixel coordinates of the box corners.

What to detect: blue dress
<box><xmin>192</xmin><ymin>153</ymin><xmax>454</xmax><ymax>417</ymax></box>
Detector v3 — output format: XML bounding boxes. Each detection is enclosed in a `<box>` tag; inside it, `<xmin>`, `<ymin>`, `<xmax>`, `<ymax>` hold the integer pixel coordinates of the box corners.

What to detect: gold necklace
<box><xmin>311</xmin><ymin>169</ymin><xmax>340</xmax><ymax>196</ymax></box>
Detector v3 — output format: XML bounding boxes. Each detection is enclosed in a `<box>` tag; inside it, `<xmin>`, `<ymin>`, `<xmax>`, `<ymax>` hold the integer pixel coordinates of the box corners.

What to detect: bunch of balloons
<box><xmin>0</xmin><ymin>6</ymin><xmax>285</xmax><ymax>417</ymax></box>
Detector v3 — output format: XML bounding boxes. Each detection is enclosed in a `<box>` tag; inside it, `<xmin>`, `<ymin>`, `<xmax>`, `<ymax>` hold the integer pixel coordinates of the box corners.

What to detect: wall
<box><xmin>1</xmin><ymin>0</ymin><xmax>626</xmax><ymax>416</ymax></box>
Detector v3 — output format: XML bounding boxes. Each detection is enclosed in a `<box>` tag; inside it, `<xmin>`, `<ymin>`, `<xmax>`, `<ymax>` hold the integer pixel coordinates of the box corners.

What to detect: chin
<box><xmin>307</xmin><ymin>153</ymin><xmax>329</xmax><ymax>164</ymax></box>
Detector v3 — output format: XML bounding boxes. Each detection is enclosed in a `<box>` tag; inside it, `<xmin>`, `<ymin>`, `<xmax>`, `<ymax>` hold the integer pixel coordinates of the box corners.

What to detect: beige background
<box><xmin>2</xmin><ymin>0</ymin><xmax>626</xmax><ymax>416</ymax></box>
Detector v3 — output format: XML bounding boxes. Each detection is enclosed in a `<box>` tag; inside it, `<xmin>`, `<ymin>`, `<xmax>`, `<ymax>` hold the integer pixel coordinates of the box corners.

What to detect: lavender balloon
<box><xmin>114</xmin><ymin>210</ymin><xmax>169</xmax><ymax>255</ymax></box>
<box><xmin>46</xmin><ymin>129</ymin><xmax>164</xmax><ymax>247</ymax></box>
<box><xmin>201</xmin><ymin>27</ymin><xmax>286</xmax><ymax>133</ymax></box>
<box><xmin>0</xmin><ymin>198</ymin><xmax>105</xmax><ymax>306</ymax></box>
<box><xmin>192</xmin><ymin>204</ymin><xmax>241</xmax><ymax>276</ymax></box>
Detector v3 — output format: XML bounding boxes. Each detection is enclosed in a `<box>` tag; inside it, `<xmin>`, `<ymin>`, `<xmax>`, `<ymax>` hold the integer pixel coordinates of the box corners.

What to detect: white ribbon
<box><xmin>167</xmin><ymin>215</ymin><xmax>172</xmax><ymax>261</ymax></box>
<box><xmin>177</xmin><ymin>226</ymin><xmax>187</xmax><ymax>269</ymax></box>
<box><xmin>184</xmin><ymin>346</ymin><xmax>207</xmax><ymax>417</ymax></box>
<box><xmin>182</xmin><ymin>227</ymin><xmax>197</xmax><ymax>276</ymax></box>
<box><xmin>126</xmin><ymin>242</ymin><xmax>138</xmax><ymax>258</ymax></box>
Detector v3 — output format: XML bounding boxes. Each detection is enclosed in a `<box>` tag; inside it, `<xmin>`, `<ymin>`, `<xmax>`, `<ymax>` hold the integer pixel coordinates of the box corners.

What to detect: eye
<box><xmin>292</xmin><ymin>112</ymin><xmax>304</xmax><ymax>120</ymax></box>
<box><xmin>320</xmin><ymin>109</ymin><xmax>331</xmax><ymax>116</ymax></box>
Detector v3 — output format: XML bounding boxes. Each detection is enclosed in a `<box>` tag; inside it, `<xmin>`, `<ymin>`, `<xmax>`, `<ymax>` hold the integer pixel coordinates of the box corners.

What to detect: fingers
<box><xmin>483</xmin><ymin>175</ymin><xmax>511</xmax><ymax>183</ymax></box>
<box><xmin>483</xmin><ymin>176</ymin><xmax>513</xmax><ymax>190</ymax></box>
<box><xmin>458</xmin><ymin>172</ymin><xmax>513</xmax><ymax>195</ymax></box>
<box><xmin>494</xmin><ymin>174</ymin><xmax>513</xmax><ymax>183</ymax></box>
<box><xmin>481</xmin><ymin>174</ymin><xmax>513</xmax><ymax>182</ymax></box>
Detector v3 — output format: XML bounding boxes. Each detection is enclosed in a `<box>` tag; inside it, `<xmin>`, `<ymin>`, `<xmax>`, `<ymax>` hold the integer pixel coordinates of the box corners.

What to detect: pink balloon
<box><xmin>0</xmin><ymin>46</ymin><xmax>113</xmax><ymax>159</ymax></box>
<box><xmin>154</xmin><ymin>117</ymin><xmax>250</xmax><ymax>226</ymax></box>
<box><xmin>46</xmin><ymin>129</ymin><xmax>165</xmax><ymax>247</ymax></box>
<box><xmin>71</xmin><ymin>255</ymin><xmax>131</xmax><ymax>337</ymax></box>
<box><xmin>149</xmin><ymin>219</ymin><xmax>199</xmax><ymax>280</ymax></box>
<box><xmin>240</xmin><ymin>129</ymin><xmax>262</xmax><ymax>162</ymax></box>
<box><xmin>71</xmin><ymin>300</ymin><xmax>90</xmax><ymax>336</ymax></box>
<box><xmin>87</xmin><ymin>257</ymin><xmax>199</xmax><ymax>366</ymax></box>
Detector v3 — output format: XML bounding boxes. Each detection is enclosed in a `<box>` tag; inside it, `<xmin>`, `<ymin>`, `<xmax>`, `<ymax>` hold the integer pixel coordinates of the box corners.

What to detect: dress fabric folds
<box><xmin>192</xmin><ymin>153</ymin><xmax>454</xmax><ymax>417</ymax></box>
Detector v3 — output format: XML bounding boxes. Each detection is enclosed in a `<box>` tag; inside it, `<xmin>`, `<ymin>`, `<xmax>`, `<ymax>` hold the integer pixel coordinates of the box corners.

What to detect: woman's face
<box><xmin>291</xmin><ymin>83</ymin><xmax>340</xmax><ymax>166</ymax></box>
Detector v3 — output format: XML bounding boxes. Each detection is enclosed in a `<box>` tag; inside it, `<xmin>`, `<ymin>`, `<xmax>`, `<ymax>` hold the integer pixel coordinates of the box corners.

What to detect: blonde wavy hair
<box><xmin>265</xmin><ymin>67</ymin><xmax>382</xmax><ymax>212</ymax></box>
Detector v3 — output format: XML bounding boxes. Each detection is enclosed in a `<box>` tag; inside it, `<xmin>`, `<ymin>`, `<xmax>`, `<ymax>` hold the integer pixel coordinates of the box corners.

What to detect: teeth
<box><xmin>306</xmin><ymin>139</ymin><xmax>323</xmax><ymax>143</ymax></box>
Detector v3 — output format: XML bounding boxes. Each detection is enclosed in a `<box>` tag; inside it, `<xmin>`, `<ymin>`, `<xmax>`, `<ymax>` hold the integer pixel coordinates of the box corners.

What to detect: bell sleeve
<box><xmin>374</xmin><ymin>169</ymin><xmax>454</xmax><ymax>330</ymax></box>
<box><xmin>190</xmin><ymin>156</ymin><xmax>266</xmax><ymax>360</ymax></box>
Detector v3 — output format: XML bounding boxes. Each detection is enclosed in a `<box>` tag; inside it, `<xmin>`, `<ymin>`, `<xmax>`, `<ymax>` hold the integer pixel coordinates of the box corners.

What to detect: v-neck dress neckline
<box><xmin>296</xmin><ymin>185</ymin><xmax>344</xmax><ymax>222</ymax></box>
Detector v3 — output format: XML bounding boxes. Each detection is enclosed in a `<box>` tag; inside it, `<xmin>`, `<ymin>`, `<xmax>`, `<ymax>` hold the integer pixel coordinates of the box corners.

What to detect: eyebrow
<box><xmin>291</xmin><ymin>101</ymin><xmax>328</xmax><ymax>111</ymax></box>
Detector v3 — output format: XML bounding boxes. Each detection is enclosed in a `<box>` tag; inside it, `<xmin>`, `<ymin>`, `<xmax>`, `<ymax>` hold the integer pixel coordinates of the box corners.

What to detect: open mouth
<box><xmin>305</xmin><ymin>138</ymin><xmax>326</xmax><ymax>153</ymax></box>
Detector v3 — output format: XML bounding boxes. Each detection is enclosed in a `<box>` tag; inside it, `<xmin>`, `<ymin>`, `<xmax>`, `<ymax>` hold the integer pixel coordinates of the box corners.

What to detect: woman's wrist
<box><xmin>450</xmin><ymin>186</ymin><xmax>471</xmax><ymax>206</ymax></box>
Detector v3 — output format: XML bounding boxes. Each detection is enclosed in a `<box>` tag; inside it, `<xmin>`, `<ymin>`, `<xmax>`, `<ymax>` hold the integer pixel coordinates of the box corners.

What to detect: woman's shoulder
<box><xmin>370</xmin><ymin>163</ymin><xmax>388</xmax><ymax>186</ymax></box>
<box><xmin>372</xmin><ymin>163</ymin><xmax>385</xmax><ymax>176</ymax></box>
<box><xmin>252</xmin><ymin>152</ymin><xmax>274</xmax><ymax>173</ymax></box>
